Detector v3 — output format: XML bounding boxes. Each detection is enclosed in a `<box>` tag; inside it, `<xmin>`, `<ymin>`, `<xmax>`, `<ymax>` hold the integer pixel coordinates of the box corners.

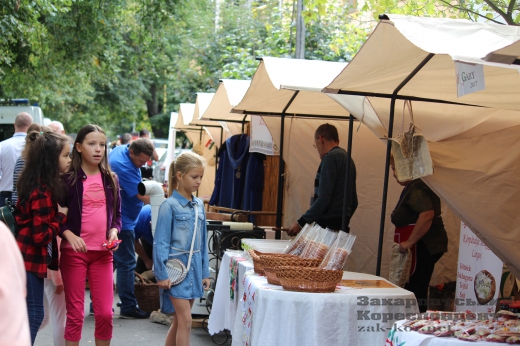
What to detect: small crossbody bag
<box><xmin>165</xmin><ymin>205</ymin><xmax>199</xmax><ymax>285</ymax></box>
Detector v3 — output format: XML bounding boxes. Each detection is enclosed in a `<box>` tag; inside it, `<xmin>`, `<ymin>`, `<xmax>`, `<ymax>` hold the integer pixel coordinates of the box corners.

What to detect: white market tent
<box><xmin>231</xmin><ymin>57</ymin><xmax>460</xmax><ymax>281</ymax></box>
<box><xmin>233</xmin><ymin>57</ymin><xmax>350</xmax><ymax>117</ymax></box>
<box><xmin>324</xmin><ymin>14</ymin><xmax>520</xmax><ymax>279</ymax></box>
<box><xmin>190</xmin><ymin>92</ymin><xmax>231</xmax><ymax>146</ymax></box>
<box><xmin>171</xmin><ymin>102</ymin><xmax>216</xmax><ymax>199</ymax></box>
<box><xmin>201</xmin><ymin>79</ymin><xmax>252</xmax><ymax>125</ymax></box>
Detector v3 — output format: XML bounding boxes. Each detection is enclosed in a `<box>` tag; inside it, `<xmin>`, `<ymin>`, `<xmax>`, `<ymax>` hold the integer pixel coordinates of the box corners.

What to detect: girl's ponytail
<box><xmin>168</xmin><ymin>161</ymin><xmax>177</xmax><ymax>197</ymax></box>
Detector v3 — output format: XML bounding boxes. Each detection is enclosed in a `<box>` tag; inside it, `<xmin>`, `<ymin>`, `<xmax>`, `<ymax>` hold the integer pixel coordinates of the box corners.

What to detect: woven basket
<box><xmin>249</xmin><ymin>250</ymin><xmax>292</xmax><ymax>275</ymax></box>
<box><xmin>276</xmin><ymin>266</ymin><xmax>343</xmax><ymax>293</ymax></box>
<box><xmin>134</xmin><ymin>272</ymin><xmax>160</xmax><ymax>313</ymax></box>
<box><xmin>261</xmin><ymin>256</ymin><xmax>321</xmax><ymax>286</ymax></box>
<box><xmin>249</xmin><ymin>250</ymin><xmax>265</xmax><ymax>275</ymax></box>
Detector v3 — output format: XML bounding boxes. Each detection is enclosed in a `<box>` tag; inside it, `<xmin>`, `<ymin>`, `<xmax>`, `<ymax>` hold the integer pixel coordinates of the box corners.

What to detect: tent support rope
<box><xmin>376</xmin><ymin>53</ymin><xmax>435</xmax><ymax>276</ymax></box>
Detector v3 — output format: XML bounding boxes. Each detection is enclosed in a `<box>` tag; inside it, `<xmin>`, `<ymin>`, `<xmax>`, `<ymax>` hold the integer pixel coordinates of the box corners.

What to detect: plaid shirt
<box><xmin>15</xmin><ymin>184</ymin><xmax>67</xmax><ymax>278</ymax></box>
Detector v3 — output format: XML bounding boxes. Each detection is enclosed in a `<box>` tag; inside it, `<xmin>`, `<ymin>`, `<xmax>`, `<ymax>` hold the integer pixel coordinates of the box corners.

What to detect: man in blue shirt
<box><xmin>109</xmin><ymin>138</ymin><xmax>154</xmax><ymax>319</ymax></box>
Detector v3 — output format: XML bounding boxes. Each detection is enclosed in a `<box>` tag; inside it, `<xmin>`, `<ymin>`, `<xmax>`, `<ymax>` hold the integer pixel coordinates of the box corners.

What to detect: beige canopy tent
<box><xmin>230</xmin><ymin>57</ymin><xmax>459</xmax><ymax>281</ymax></box>
<box><xmin>201</xmin><ymin>79</ymin><xmax>252</xmax><ymax>124</ymax></box>
<box><xmin>325</xmin><ymin>14</ymin><xmax>520</xmax><ymax>279</ymax></box>
<box><xmin>233</xmin><ymin>57</ymin><xmax>350</xmax><ymax>117</ymax></box>
<box><xmin>170</xmin><ymin>103</ymin><xmax>216</xmax><ymax>199</ymax></box>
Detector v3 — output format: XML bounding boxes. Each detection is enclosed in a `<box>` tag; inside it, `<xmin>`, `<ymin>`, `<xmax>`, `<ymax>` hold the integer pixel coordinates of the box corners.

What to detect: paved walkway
<box><xmin>34</xmin><ymin>291</ymin><xmax>230</xmax><ymax>346</ymax></box>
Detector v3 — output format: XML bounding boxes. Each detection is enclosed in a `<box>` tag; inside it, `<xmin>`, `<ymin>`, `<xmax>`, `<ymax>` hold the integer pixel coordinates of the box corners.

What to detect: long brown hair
<box><xmin>17</xmin><ymin>129</ymin><xmax>69</xmax><ymax>203</ymax></box>
<box><xmin>67</xmin><ymin>124</ymin><xmax>118</xmax><ymax>210</ymax></box>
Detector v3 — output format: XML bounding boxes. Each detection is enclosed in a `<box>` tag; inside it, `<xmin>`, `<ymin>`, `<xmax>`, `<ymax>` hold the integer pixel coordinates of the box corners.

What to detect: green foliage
<box><xmin>1</xmin><ymin>0</ymin><xmax>515</xmax><ymax>140</ymax></box>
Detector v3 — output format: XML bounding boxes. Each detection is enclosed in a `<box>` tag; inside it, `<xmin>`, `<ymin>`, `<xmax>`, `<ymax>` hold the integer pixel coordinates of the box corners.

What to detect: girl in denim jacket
<box><xmin>154</xmin><ymin>152</ymin><xmax>210</xmax><ymax>346</ymax></box>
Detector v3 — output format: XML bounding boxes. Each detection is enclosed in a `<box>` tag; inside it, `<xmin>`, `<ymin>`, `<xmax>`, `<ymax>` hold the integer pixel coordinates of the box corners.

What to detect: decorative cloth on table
<box><xmin>230</xmin><ymin>255</ymin><xmax>247</xmax><ymax>302</ymax></box>
<box><xmin>390</xmin><ymin>100</ymin><xmax>433</xmax><ymax>182</ymax></box>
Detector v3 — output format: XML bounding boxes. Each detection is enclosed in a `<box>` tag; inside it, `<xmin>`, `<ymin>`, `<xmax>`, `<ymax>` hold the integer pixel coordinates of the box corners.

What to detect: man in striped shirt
<box><xmin>0</xmin><ymin>112</ymin><xmax>32</xmax><ymax>207</ymax></box>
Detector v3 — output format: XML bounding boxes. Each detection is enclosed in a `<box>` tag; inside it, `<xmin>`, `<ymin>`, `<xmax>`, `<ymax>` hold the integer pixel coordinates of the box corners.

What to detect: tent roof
<box><xmin>232</xmin><ymin>57</ymin><xmax>350</xmax><ymax>117</ymax></box>
<box><xmin>175</xmin><ymin>103</ymin><xmax>200</xmax><ymax>131</ymax></box>
<box><xmin>191</xmin><ymin>93</ymin><xmax>220</xmax><ymax>127</ymax></box>
<box><xmin>323</xmin><ymin>14</ymin><xmax>520</xmax><ymax>279</ymax></box>
<box><xmin>201</xmin><ymin>79</ymin><xmax>251</xmax><ymax>122</ymax></box>
<box><xmin>484</xmin><ymin>40</ymin><xmax>520</xmax><ymax>64</ymax></box>
<box><xmin>325</xmin><ymin>14</ymin><xmax>520</xmax><ymax>111</ymax></box>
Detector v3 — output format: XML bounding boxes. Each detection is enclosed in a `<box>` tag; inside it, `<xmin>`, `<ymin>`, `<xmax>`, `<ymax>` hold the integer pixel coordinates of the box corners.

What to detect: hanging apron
<box><xmin>394</xmin><ymin>224</ymin><xmax>417</xmax><ymax>276</ymax></box>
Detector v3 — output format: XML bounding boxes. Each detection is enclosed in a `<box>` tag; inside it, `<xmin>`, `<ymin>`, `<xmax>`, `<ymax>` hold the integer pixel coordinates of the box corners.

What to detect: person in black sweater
<box><xmin>288</xmin><ymin>123</ymin><xmax>358</xmax><ymax>235</ymax></box>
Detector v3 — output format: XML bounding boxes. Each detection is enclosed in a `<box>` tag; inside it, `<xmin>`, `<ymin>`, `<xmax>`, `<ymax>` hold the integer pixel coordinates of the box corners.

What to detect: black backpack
<box><xmin>0</xmin><ymin>198</ymin><xmax>18</xmax><ymax>236</ymax></box>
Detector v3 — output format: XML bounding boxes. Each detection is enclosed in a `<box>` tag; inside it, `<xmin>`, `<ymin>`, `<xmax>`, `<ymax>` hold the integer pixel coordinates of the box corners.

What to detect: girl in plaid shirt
<box><xmin>15</xmin><ymin>129</ymin><xmax>71</xmax><ymax>345</ymax></box>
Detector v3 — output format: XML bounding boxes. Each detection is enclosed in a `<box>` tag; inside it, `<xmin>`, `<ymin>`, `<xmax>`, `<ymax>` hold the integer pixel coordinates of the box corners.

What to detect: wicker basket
<box><xmin>249</xmin><ymin>250</ymin><xmax>292</xmax><ymax>275</ymax></box>
<box><xmin>134</xmin><ymin>272</ymin><xmax>160</xmax><ymax>313</ymax></box>
<box><xmin>249</xmin><ymin>250</ymin><xmax>266</xmax><ymax>275</ymax></box>
<box><xmin>261</xmin><ymin>256</ymin><xmax>321</xmax><ymax>286</ymax></box>
<box><xmin>275</xmin><ymin>266</ymin><xmax>343</xmax><ymax>293</ymax></box>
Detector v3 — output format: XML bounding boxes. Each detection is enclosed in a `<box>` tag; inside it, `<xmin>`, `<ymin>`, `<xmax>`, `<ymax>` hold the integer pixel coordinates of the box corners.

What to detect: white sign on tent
<box><xmin>455</xmin><ymin>62</ymin><xmax>486</xmax><ymax>98</ymax></box>
<box><xmin>250</xmin><ymin>115</ymin><xmax>278</xmax><ymax>155</ymax></box>
<box><xmin>455</xmin><ymin>222</ymin><xmax>502</xmax><ymax>314</ymax></box>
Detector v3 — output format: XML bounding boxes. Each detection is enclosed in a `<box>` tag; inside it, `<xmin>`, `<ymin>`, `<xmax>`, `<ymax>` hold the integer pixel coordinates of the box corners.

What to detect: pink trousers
<box><xmin>60</xmin><ymin>249</ymin><xmax>114</xmax><ymax>341</ymax></box>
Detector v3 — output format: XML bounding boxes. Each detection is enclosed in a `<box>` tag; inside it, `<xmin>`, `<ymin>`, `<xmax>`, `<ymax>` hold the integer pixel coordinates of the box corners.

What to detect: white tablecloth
<box><xmin>232</xmin><ymin>272</ymin><xmax>419</xmax><ymax>346</ymax></box>
<box><xmin>388</xmin><ymin>320</ymin><xmax>507</xmax><ymax>346</ymax></box>
<box><xmin>208</xmin><ymin>251</ymin><xmax>253</xmax><ymax>335</ymax></box>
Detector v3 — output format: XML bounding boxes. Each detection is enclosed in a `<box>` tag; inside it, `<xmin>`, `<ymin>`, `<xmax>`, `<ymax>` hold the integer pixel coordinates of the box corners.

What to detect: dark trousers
<box><xmin>26</xmin><ymin>271</ymin><xmax>44</xmax><ymax>345</ymax></box>
<box><xmin>0</xmin><ymin>191</ymin><xmax>12</xmax><ymax>207</ymax></box>
<box><xmin>113</xmin><ymin>230</ymin><xmax>138</xmax><ymax>313</ymax></box>
<box><xmin>135</xmin><ymin>238</ymin><xmax>153</xmax><ymax>274</ymax></box>
<box><xmin>404</xmin><ymin>240</ymin><xmax>444</xmax><ymax>313</ymax></box>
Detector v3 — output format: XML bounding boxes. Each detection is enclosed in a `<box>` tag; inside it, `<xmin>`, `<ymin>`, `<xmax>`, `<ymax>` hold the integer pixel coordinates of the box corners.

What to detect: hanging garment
<box><xmin>243</xmin><ymin>153</ymin><xmax>265</xmax><ymax>223</ymax></box>
<box><xmin>218</xmin><ymin>134</ymin><xmax>250</xmax><ymax>210</ymax></box>
<box><xmin>209</xmin><ymin>142</ymin><xmax>227</xmax><ymax>206</ymax></box>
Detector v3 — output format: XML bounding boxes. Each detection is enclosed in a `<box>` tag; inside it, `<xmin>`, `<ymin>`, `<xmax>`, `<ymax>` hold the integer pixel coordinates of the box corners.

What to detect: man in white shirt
<box><xmin>0</xmin><ymin>112</ymin><xmax>33</xmax><ymax>207</ymax></box>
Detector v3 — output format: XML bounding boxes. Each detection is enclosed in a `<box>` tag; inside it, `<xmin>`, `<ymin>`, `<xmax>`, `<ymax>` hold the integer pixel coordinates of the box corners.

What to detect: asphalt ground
<box><xmin>34</xmin><ymin>291</ymin><xmax>230</xmax><ymax>346</ymax></box>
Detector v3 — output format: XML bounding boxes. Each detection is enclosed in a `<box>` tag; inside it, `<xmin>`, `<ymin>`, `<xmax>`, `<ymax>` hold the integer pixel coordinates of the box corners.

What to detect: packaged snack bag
<box><xmin>319</xmin><ymin>232</ymin><xmax>356</xmax><ymax>270</ymax></box>
<box><xmin>284</xmin><ymin>223</ymin><xmax>313</xmax><ymax>256</ymax></box>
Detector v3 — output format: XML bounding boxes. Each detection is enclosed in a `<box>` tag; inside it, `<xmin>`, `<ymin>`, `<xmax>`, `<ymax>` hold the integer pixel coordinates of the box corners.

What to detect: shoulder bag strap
<box><xmin>185</xmin><ymin>202</ymin><xmax>199</xmax><ymax>271</ymax></box>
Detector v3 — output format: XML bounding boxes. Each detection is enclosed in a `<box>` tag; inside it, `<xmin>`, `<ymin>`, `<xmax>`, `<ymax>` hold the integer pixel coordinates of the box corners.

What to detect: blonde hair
<box><xmin>168</xmin><ymin>151</ymin><xmax>206</xmax><ymax>196</ymax></box>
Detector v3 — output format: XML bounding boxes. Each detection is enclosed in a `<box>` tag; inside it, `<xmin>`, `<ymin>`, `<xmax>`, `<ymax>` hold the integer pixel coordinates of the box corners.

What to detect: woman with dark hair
<box><xmin>390</xmin><ymin>158</ymin><xmax>448</xmax><ymax>312</ymax></box>
<box><xmin>15</xmin><ymin>129</ymin><xmax>71</xmax><ymax>344</ymax></box>
<box><xmin>12</xmin><ymin>123</ymin><xmax>42</xmax><ymax>205</ymax></box>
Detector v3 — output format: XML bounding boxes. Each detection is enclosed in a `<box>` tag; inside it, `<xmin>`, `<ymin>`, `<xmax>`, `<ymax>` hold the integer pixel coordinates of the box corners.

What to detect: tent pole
<box><xmin>275</xmin><ymin>90</ymin><xmax>300</xmax><ymax>239</ymax></box>
<box><xmin>375</xmin><ymin>53</ymin><xmax>435</xmax><ymax>276</ymax></box>
<box><xmin>242</xmin><ymin>114</ymin><xmax>247</xmax><ymax>133</ymax></box>
<box><xmin>341</xmin><ymin>114</ymin><xmax>354</xmax><ymax>233</ymax></box>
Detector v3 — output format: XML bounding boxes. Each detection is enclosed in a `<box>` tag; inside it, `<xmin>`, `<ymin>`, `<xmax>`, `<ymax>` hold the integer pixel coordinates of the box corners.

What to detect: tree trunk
<box><xmin>295</xmin><ymin>0</ymin><xmax>305</xmax><ymax>59</ymax></box>
<box><xmin>146</xmin><ymin>83</ymin><xmax>158</xmax><ymax>118</ymax></box>
<box><xmin>145</xmin><ymin>83</ymin><xmax>166</xmax><ymax>138</ymax></box>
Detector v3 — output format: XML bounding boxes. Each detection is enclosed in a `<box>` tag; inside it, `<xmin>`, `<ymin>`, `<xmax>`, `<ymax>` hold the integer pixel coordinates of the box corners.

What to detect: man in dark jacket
<box><xmin>288</xmin><ymin>123</ymin><xmax>358</xmax><ymax>235</ymax></box>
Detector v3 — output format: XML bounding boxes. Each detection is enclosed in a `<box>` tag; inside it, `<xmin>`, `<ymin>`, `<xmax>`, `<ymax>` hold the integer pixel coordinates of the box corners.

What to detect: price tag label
<box><xmin>456</xmin><ymin>62</ymin><xmax>486</xmax><ymax>97</ymax></box>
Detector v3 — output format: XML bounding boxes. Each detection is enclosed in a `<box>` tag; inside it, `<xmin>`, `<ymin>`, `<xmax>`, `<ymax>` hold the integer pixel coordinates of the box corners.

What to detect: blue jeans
<box><xmin>26</xmin><ymin>271</ymin><xmax>44</xmax><ymax>345</ymax></box>
<box><xmin>114</xmin><ymin>230</ymin><xmax>138</xmax><ymax>313</ymax></box>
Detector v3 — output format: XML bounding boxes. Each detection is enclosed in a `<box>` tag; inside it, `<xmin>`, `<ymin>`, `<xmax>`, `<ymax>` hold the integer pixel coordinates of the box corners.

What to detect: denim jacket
<box><xmin>60</xmin><ymin>167</ymin><xmax>122</xmax><ymax>237</ymax></box>
<box><xmin>153</xmin><ymin>190</ymin><xmax>210</xmax><ymax>283</ymax></box>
